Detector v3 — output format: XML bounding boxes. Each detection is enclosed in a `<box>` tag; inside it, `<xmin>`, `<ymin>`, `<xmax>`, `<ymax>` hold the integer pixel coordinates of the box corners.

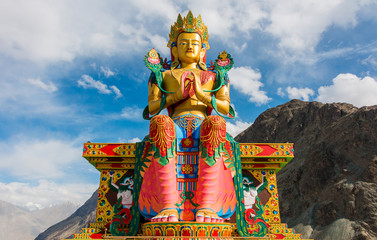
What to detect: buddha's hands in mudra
<box><xmin>193</xmin><ymin>72</ymin><xmax>212</xmax><ymax>106</ymax></box>
<box><xmin>182</xmin><ymin>71</ymin><xmax>211</xmax><ymax>106</ymax></box>
<box><xmin>165</xmin><ymin>72</ymin><xmax>195</xmax><ymax>105</ymax></box>
<box><xmin>182</xmin><ymin>71</ymin><xmax>195</xmax><ymax>99</ymax></box>
<box><xmin>171</xmin><ymin>71</ymin><xmax>201</xmax><ymax>103</ymax></box>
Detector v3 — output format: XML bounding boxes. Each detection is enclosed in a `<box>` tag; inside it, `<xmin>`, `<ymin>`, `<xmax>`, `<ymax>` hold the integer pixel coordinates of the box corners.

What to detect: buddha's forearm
<box><xmin>148</xmin><ymin>92</ymin><xmax>184</xmax><ymax>115</ymax></box>
<box><xmin>165</xmin><ymin>93</ymin><xmax>183</xmax><ymax>107</ymax></box>
<box><xmin>197</xmin><ymin>94</ymin><xmax>230</xmax><ymax>115</ymax></box>
<box><xmin>148</xmin><ymin>83</ymin><xmax>163</xmax><ymax>115</ymax></box>
<box><xmin>215</xmin><ymin>99</ymin><xmax>230</xmax><ymax>115</ymax></box>
<box><xmin>148</xmin><ymin>98</ymin><xmax>162</xmax><ymax>115</ymax></box>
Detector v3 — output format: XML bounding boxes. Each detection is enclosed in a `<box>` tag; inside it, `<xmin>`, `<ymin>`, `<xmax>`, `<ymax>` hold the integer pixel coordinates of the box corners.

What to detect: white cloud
<box><xmin>110</xmin><ymin>85</ymin><xmax>122</xmax><ymax>99</ymax></box>
<box><xmin>0</xmin><ymin>180</ymin><xmax>97</xmax><ymax>210</ymax></box>
<box><xmin>0</xmin><ymin>137</ymin><xmax>81</xmax><ymax>179</ymax></box>
<box><xmin>27</xmin><ymin>78</ymin><xmax>58</xmax><ymax>93</ymax></box>
<box><xmin>116</xmin><ymin>137</ymin><xmax>143</xmax><ymax>143</ymax></box>
<box><xmin>0</xmin><ymin>0</ymin><xmax>372</xmax><ymax>64</ymax></box>
<box><xmin>78</xmin><ymin>75</ymin><xmax>122</xmax><ymax>98</ymax></box>
<box><xmin>130</xmin><ymin>0</ymin><xmax>178</xmax><ymax>23</ymax></box>
<box><xmin>0</xmin><ymin>0</ymin><xmax>176</xmax><ymax>63</ymax></box>
<box><xmin>316</xmin><ymin>73</ymin><xmax>377</xmax><ymax>107</ymax></box>
<box><xmin>128</xmin><ymin>137</ymin><xmax>141</xmax><ymax>143</ymax></box>
<box><xmin>362</xmin><ymin>55</ymin><xmax>377</xmax><ymax>69</ymax></box>
<box><xmin>231</xmin><ymin>42</ymin><xmax>248</xmax><ymax>53</ymax></box>
<box><xmin>78</xmin><ymin>74</ymin><xmax>111</xmax><ymax>94</ymax></box>
<box><xmin>121</xmin><ymin>106</ymin><xmax>144</xmax><ymax>121</ymax></box>
<box><xmin>147</xmin><ymin>34</ymin><xmax>170</xmax><ymax>56</ymax></box>
<box><xmin>277</xmin><ymin>87</ymin><xmax>285</xmax><ymax>97</ymax></box>
<box><xmin>187</xmin><ymin>0</ymin><xmax>267</xmax><ymax>38</ymax></box>
<box><xmin>0</xmin><ymin>72</ymin><xmax>70</xmax><ymax>117</ymax></box>
<box><xmin>0</xmin><ymin>135</ymin><xmax>99</xmax><ymax>209</ymax></box>
<box><xmin>0</xmin><ymin>0</ymin><xmax>76</xmax><ymax>62</ymax></box>
<box><xmin>228</xmin><ymin>66</ymin><xmax>271</xmax><ymax>105</ymax></box>
<box><xmin>187</xmin><ymin>0</ymin><xmax>373</xmax><ymax>59</ymax></box>
<box><xmin>100</xmin><ymin>66</ymin><xmax>115</xmax><ymax>78</ymax></box>
<box><xmin>118</xmin><ymin>24</ymin><xmax>169</xmax><ymax>56</ymax></box>
<box><xmin>266</xmin><ymin>0</ymin><xmax>364</xmax><ymax>54</ymax></box>
<box><xmin>317</xmin><ymin>47</ymin><xmax>355</xmax><ymax>60</ymax></box>
<box><xmin>227</xmin><ymin>120</ymin><xmax>252</xmax><ymax>137</ymax></box>
<box><xmin>286</xmin><ymin>86</ymin><xmax>315</xmax><ymax>101</ymax></box>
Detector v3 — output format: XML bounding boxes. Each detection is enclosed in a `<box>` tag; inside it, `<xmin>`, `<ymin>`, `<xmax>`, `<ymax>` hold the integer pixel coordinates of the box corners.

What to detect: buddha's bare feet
<box><xmin>151</xmin><ymin>209</ymin><xmax>179</xmax><ymax>222</ymax></box>
<box><xmin>196</xmin><ymin>209</ymin><xmax>224</xmax><ymax>223</ymax></box>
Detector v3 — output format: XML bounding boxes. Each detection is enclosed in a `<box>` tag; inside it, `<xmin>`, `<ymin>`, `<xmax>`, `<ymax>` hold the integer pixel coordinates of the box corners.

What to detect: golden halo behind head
<box><xmin>167</xmin><ymin>10</ymin><xmax>210</xmax><ymax>50</ymax></box>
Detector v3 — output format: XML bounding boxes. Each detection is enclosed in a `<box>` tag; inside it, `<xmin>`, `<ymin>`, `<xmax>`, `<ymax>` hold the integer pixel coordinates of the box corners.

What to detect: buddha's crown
<box><xmin>167</xmin><ymin>10</ymin><xmax>210</xmax><ymax>50</ymax></box>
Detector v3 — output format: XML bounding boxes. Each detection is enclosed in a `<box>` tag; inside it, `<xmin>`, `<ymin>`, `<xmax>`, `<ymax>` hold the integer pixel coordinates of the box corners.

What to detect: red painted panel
<box><xmin>99</xmin><ymin>144</ymin><xmax>121</xmax><ymax>155</ymax></box>
<box><xmin>256</xmin><ymin>144</ymin><xmax>277</xmax><ymax>156</ymax></box>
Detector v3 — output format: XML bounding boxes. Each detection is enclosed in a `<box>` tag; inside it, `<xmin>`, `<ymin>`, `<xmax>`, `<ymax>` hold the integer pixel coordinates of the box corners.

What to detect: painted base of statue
<box><xmin>142</xmin><ymin>221</ymin><xmax>234</xmax><ymax>238</ymax></box>
<box><xmin>138</xmin><ymin>114</ymin><xmax>237</xmax><ymax>222</ymax></box>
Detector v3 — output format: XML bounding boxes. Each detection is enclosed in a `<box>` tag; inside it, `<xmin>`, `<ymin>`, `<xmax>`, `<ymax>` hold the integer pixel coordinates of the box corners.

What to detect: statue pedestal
<box><xmin>61</xmin><ymin>142</ymin><xmax>312</xmax><ymax>240</ymax></box>
<box><xmin>142</xmin><ymin>222</ymin><xmax>233</xmax><ymax>238</ymax></box>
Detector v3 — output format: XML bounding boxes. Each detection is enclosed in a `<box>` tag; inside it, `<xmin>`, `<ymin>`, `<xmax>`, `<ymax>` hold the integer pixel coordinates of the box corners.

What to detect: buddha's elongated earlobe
<box><xmin>199</xmin><ymin>59</ymin><xmax>207</xmax><ymax>71</ymax></box>
<box><xmin>198</xmin><ymin>49</ymin><xmax>207</xmax><ymax>71</ymax></box>
<box><xmin>171</xmin><ymin>46</ymin><xmax>179</xmax><ymax>70</ymax></box>
<box><xmin>171</xmin><ymin>59</ymin><xmax>179</xmax><ymax>70</ymax></box>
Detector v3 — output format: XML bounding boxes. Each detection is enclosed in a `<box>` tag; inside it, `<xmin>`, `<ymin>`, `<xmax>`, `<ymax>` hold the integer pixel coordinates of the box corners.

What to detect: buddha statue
<box><xmin>138</xmin><ymin>11</ymin><xmax>237</xmax><ymax>223</ymax></box>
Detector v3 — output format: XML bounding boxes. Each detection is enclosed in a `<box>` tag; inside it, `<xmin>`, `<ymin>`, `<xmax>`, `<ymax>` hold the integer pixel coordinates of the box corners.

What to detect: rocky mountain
<box><xmin>38</xmin><ymin>100</ymin><xmax>377</xmax><ymax>240</ymax></box>
<box><xmin>0</xmin><ymin>200</ymin><xmax>79</xmax><ymax>240</ymax></box>
<box><xmin>35</xmin><ymin>190</ymin><xmax>98</xmax><ymax>240</ymax></box>
<box><xmin>236</xmin><ymin>100</ymin><xmax>377</xmax><ymax>240</ymax></box>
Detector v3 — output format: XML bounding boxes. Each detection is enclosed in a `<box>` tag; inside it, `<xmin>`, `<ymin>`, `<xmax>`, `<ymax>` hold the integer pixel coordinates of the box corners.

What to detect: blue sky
<box><xmin>1</xmin><ymin>0</ymin><xmax>377</xmax><ymax>210</ymax></box>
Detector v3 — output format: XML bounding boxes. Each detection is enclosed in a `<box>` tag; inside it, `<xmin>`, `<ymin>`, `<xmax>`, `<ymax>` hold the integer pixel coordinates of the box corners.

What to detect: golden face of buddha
<box><xmin>176</xmin><ymin>32</ymin><xmax>203</xmax><ymax>65</ymax></box>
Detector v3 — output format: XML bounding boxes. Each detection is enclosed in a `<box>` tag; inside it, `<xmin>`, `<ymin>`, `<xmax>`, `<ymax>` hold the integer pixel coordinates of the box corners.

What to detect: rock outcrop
<box><xmin>236</xmin><ymin>100</ymin><xmax>377</xmax><ymax>240</ymax></box>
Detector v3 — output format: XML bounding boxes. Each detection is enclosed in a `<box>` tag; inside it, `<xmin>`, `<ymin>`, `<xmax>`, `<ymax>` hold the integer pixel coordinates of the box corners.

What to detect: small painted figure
<box><xmin>109</xmin><ymin>172</ymin><xmax>134</xmax><ymax>209</ymax></box>
<box><xmin>109</xmin><ymin>173</ymin><xmax>134</xmax><ymax>235</ymax></box>
<box><xmin>243</xmin><ymin>173</ymin><xmax>267</xmax><ymax>215</ymax></box>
